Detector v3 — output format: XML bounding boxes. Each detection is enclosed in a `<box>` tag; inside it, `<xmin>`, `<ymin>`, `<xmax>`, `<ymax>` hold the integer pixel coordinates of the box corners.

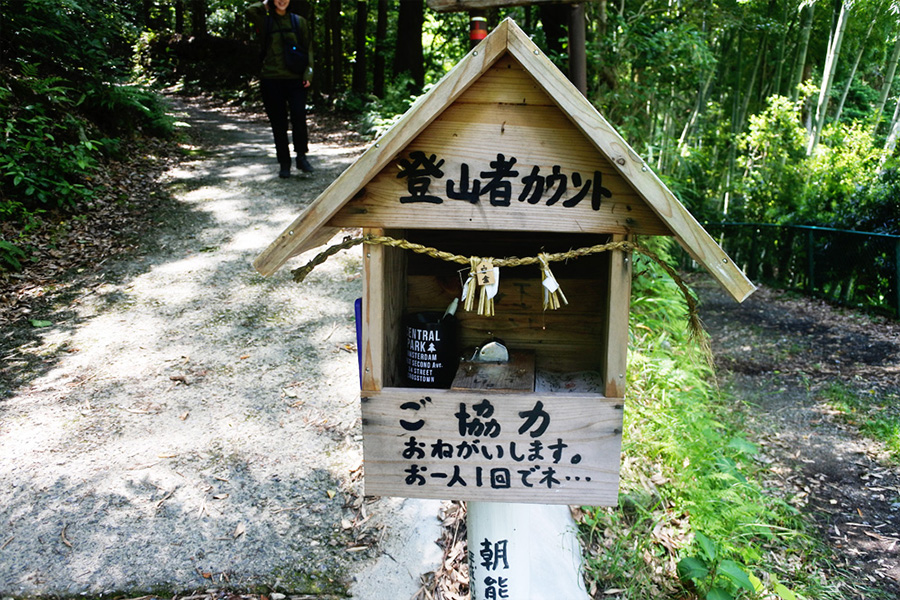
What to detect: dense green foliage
<box><xmin>4</xmin><ymin>0</ymin><xmax>899</xmax><ymax>251</ymax></box>
<box><xmin>0</xmin><ymin>0</ymin><xmax>173</xmax><ymax>268</ymax></box>
<box><xmin>111</xmin><ymin>0</ymin><xmax>900</xmax><ymax>236</ymax></box>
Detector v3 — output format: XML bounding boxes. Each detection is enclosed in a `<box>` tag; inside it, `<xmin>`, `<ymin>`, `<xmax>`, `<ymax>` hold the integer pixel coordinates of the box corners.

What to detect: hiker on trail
<box><xmin>247</xmin><ymin>0</ymin><xmax>315</xmax><ymax>178</ymax></box>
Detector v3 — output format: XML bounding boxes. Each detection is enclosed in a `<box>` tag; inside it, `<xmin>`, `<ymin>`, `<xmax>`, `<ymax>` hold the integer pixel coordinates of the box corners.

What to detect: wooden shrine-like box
<box><xmin>255</xmin><ymin>19</ymin><xmax>754</xmax><ymax>507</ymax></box>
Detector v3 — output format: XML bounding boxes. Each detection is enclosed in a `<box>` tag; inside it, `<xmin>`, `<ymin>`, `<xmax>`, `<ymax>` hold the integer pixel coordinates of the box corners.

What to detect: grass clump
<box><xmin>578</xmin><ymin>238</ymin><xmax>845</xmax><ymax>600</ymax></box>
<box><xmin>819</xmin><ymin>382</ymin><xmax>900</xmax><ymax>460</ymax></box>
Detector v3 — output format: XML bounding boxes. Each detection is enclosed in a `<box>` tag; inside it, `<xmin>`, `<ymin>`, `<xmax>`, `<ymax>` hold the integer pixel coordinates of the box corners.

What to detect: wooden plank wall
<box><xmin>403</xmin><ymin>229</ymin><xmax>612</xmax><ymax>375</ymax></box>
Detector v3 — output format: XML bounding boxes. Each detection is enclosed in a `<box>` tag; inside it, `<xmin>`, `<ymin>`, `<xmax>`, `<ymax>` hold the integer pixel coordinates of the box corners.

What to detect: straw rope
<box><xmin>290</xmin><ymin>234</ymin><xmax>705</xmax><ymax>341</ymax></box>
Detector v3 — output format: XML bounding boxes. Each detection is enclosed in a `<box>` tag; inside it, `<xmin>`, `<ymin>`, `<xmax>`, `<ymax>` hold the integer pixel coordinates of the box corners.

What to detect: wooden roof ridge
<box><xmin>254</xmin><ymin>17</ymin><xmax>756</xmax><ymax>303</ymax></box>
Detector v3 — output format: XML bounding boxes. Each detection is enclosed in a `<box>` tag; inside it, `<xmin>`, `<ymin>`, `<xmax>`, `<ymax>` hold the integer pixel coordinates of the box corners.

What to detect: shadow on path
<box><xmin>0</xmin><ymin>97</ymin><xmax>442</xmax><ymax>598</ymax></box>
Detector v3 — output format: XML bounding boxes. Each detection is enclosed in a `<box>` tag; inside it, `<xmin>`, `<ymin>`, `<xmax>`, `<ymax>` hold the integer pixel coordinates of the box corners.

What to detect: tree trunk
<box><xmin>593</xmin><ymin>0</ymin><xmax>616</xmax><ymax>90</ymax></box>
<box><xmin>393</xmin><ymin>0</ymin><xmax>424</xmax><ymax>91</ymax></box>
<box><xmin>352</xmin><ymin>0</ymin><xmax>368</xmax><ymax>95</ymax></box>
<box><xmin>790</xmin><ymin>2</ymin><xmax>814</xmax><ymax>102</ymax></box>
<box><xmin>834</xmin><ymin>17</ymin><xmax>876</xmax><ymax>125</ymax></box>
<box><xmin>373</xmin><ymin>0</ymin><xmax>388</xmax><ymax>97</ymax></box>
<box><xmin>190</xmin><ymin>0</ymin><xmax>207</xmax><ymax>38</ymax></box>
<box><xmin>568</xmin><ymin>4</ymin><xmax>586</xmax><ymax>94</ymax></box>
<box><xmin>738</xmin><ymin>33</ymin><xmax>768</xmax><ymax>133</ymax></box>
<box><xmin>884</xmin><ymin>97</ymin><xmax>900</xmax><ymax>157</ymax></box>
<box><xmin>678</xmin><ymin>72</ymin><xmax>714</xmax><ymax>150</ymax></box>
<box><xmin>773</xmin><ymin>0</ymin><xmax>794</xmax><ymax>97</ymax></box>
<box><xmin>141</xmin><ymin>0</ymin><xmax>152</xmax><ymax>28</ymax></box>
<box><xmin>329</xmin><ymin>0</ymin><xmax>344</xmax><ymax>92</ymax></box>
<box><xmin>807</xmin><ymin>0</ymin><xmax>850</xmax><ymax>155</ymax></box>
<box><xmin>539</xmin><ymin>4</ymin><xmax>567</xmax><ymax>59</ymax></box>
<box><xmin>175</xmin><ymin>0</ymin><xmax>185</xmax><ymax>34</ymax></box>
<box><xmin>873</xmin><ymin>34</ymin><xmax>900</xmax><ymax>132</ymax></box>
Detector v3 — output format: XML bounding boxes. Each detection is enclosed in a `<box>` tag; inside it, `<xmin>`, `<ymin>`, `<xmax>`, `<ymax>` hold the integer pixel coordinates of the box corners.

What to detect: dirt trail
<box><xmin>0</xmin><ymin>98</ymin><xmax>441</xmax><ymax>598</ymax></box>
<box><xmin>697</xmin><ymin>279</ymin><xmax>900</xmax><ymax>599</ymax></box>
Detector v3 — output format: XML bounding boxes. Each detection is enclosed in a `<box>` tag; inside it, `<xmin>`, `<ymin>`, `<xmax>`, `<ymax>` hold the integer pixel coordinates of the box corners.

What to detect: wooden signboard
<box><xmin>253</xmin><ymin>18</ymin><xmax>755</xmax><ymax>509</ymax></box>
<box><xmin>330</xmin><ymin>56</ymin><xmax>669</xmax><ymax>237</ymax></box>
<box><xmin>361</xmin><ymin>389</ymin><xmax>624</xmax><ymax>505</ymax></box>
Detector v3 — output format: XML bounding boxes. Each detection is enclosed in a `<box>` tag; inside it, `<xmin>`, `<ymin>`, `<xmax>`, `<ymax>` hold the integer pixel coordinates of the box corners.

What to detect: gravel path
<box><xmin>0</xmin><ymin>98</ymin><xmax>441</xmax><ymax>598</ymax></box>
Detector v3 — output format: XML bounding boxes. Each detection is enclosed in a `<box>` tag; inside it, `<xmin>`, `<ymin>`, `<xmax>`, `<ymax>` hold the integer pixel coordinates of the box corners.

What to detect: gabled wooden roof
<box><xmin>254</xmin><ymin>18</ymin><xmax>755</xmax><ymax>302</ymax></box>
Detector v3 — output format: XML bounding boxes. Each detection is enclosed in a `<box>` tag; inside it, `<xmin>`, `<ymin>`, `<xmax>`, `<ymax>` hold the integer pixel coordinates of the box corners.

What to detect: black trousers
<box><xmin>261</xmin><ymin>78</ymin><xmax>308</xmax><ymax>168</ymax></box>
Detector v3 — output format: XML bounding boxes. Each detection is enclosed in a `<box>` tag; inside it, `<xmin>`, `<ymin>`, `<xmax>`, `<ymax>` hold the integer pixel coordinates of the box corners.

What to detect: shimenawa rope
<box><xmin>290</xmin><ymin>234</ymin><xmax>705</xmax><ymax>341</ymax></box>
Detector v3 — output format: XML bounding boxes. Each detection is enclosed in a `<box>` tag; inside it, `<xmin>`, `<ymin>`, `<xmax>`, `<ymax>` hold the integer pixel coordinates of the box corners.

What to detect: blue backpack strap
<box><xmin>289</xmin><ymin>13</ymin><xmax>303</xmax><ymax>48</ymax></box>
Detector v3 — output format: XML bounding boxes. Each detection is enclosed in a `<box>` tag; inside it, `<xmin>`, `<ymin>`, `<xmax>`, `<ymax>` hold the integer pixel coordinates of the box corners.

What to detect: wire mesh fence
<box><xmin>691</xmin><ymin>223</ymin><xmax>900</xmax><ymax>318</ymax></box>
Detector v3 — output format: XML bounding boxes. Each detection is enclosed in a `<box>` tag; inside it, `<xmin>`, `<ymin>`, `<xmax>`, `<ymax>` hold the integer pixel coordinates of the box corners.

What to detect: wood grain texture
<box><xmin>603</xmin><ymin>234</ymin><xmax>631</xmax><ymax>398</ymax></box>
<box><xmin>361</xmin><ymin>228</ymin><xmax>407</xmax><ymax>391</ymax></box>
<box><xmin>329</xmin><ymin>78</ymin><xmax>670</xmax><ymax>236</ymax></box>
<box><xmin>361</xmin><ymin>388</ymin><xmax>624</xmax><ymax>505</ymax></box>
<box><xmin>451</xmin><ymin>350</ymin><xmax>536</xmax><ymax>391</ymax></box>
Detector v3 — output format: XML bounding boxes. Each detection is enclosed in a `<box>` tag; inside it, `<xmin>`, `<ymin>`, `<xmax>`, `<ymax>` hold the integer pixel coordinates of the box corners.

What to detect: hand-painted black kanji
<box><xmin>457</xmin><ymin>401</ymin><xmax>501</xmax><ymax>438</ymax></box>
<box><xmin>397</xmin><ymin>151</ymin><xmax>445</xmax><ymax>204</ymax></box>
<box><xmin>490</xmin><ymin>468</ymin><xmax>511</xmax><ymax>489</ymax></box>
<box><xmin>517</xmin><ymin>400</ymin><xmax>551</xmax><ymax>437</ymax></box>
<box><xmin>446</xmin><ymin>163</ymin><xmax>481</xmax><ymax>203</ymax></box>
<box><xmin>480</xmin><ymin>538</ymin><xmax>510</xmax><ymax>571</ymax></box>
<box><xmin>483</xmin><ymin>576</ymin><xmax>509</xmax><ymax>599</ymax></box>
<box><xmin>479</xmin><ymin>153</ymin><xmax>519</xmax><ymax>207</ymax></box>
<box><xmin>446</xmin><ymin>465</ymin><xmax>467</xmax><ymax>487</ymax></box>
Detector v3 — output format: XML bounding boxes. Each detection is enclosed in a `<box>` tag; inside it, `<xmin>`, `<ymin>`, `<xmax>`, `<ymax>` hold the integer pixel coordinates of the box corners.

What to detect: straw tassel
<box><xmin>539</xmin><ymin>253</ymin><xmax>568</xmax><ymax>310</ymax></box>
<box><xmin>478</xmin><ymin>281</ymin><xmax>495</xmax><ymax>316</ymax></box>
<box><xmin>462</xmin><ymin>257</ymin><xmax>479</xmax><ymax>313</ymax></box>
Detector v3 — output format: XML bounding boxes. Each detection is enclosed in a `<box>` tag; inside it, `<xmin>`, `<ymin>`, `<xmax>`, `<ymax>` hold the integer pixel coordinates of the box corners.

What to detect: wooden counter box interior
<box><xmin>362</xmin><ymin>227</ymin><xmax>624</xmax><ymax>397</ymax></box>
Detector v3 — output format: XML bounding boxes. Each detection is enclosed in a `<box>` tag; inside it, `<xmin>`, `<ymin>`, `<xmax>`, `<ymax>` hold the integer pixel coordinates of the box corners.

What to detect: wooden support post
<box><xmin>362</xmin><ymin>227</ymin><xmax>406</xmax><ymax>391</ymax></box>
<box><xmin>894</xmin><ymin>239</ymin><xmax>900</xmax><ymax>318</ymax></box>
<box><xmin>604</xmin><ymin>234</ymin><xmax>632</xmax><ymax>398</ymax></box>
<box><xmin>568</xmin><ymin>3</ymin><xmax>586</xmax><ymax>94</ymax></box>
<box><xmin>806</xmin><ymin>229</ymin><xmax>815</xmax><ymax>294</ymax></box>
<box><xmin>467</xmin><ymin>502</ymin><xmax>590</xmax><ymax>599</ymax></box>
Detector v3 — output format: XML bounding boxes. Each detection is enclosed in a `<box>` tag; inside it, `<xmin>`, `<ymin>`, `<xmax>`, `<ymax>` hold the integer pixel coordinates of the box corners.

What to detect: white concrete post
<box><xmin>466</xmin><ymin>501</ymin><xmax>590</xmax><ymax>600</ymax></box>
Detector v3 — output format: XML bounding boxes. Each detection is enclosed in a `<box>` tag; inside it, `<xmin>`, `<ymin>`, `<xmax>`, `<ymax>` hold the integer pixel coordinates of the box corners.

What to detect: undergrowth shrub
<box><xmin>0</xmin><ymin>0</ymin><xmax>174</xmax><ymax>271</ymax></box>
<box><xmin>578</xmin><ymin>238</ymin><xmax>843</xmax><ymax>600</ymax></box>
<box><xmin>0</xmin><ymin>67</ymin><xmax>102</xmax><ymax>221</ymax></box>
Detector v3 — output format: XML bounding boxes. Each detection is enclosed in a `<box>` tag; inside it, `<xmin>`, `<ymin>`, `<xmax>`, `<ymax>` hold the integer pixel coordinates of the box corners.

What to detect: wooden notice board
<box><xmin>361</xmin><ymin>388</ymin><xmax>624</xmax><ymax>505</ymax></box>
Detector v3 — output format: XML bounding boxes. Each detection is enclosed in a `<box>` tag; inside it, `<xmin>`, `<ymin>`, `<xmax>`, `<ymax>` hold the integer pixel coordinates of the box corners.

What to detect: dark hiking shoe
<box><xmin>278</xmin><ymin>166</ymin><xmax>291</xmax><ymax>179</ymax></box>
<box><xmin>297</xmin><ymin>155</ymin><xmax>314</xmax><ymax>173</ymax></box>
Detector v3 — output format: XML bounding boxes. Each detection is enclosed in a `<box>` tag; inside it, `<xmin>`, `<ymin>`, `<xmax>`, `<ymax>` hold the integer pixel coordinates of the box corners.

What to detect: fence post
<box><xmin>895</xmin><ymin>239</ymin><xmax>900</xmax><ymax>318</ymax></box>
<box><xmin>806</xmin><ymin>229</ymin><xmax>815</xmax><ymax>294</ymax></box>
